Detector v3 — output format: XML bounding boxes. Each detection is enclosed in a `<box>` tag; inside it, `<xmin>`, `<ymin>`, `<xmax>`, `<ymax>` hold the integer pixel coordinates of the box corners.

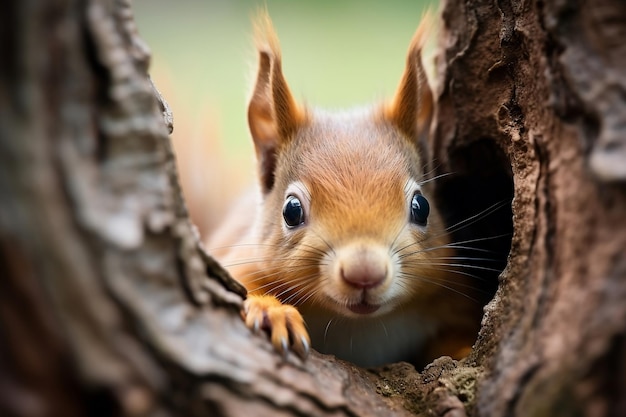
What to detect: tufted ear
<box><xmin>385</xmin><ymin>13</ymin><xmax>434</xmax><ymax>145</ymax></box>
<box><xmin>248</xmin><ymin>12</ymin><xmax>306</xmax><ymax>193</ymax></box>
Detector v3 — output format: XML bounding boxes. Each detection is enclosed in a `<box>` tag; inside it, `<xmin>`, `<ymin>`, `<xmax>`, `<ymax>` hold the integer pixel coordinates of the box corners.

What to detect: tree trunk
<box><xmin>431</xmin><ymin>0</ymin><xmax>626</xmax><ymax>415</ymax></box>
<box><xmin>0</xmin><ymin>0</ymin><xmax>624</xmax><ymax>417</ymax></box>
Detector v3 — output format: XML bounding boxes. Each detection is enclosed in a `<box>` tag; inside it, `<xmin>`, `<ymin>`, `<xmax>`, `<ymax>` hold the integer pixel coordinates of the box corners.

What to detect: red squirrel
<box><xmin>208</xmin><ymin>12</ymin><xmax>482</xmax><ymax>368</ymax></box>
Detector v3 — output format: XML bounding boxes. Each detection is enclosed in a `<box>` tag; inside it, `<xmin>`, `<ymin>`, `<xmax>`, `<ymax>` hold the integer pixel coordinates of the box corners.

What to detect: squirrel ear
<box><xmin>385</xmin><ymin>14</ymin><xmax>434</xmax><ymax>145</ymax></box>
<box><xmin>248</xmin><ymin>12</ymin><xmax>305</xmax><ymax>193</ymax></box>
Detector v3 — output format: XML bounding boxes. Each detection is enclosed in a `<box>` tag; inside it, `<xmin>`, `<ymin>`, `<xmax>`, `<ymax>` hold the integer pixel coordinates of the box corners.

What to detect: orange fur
<box><xmin>384</xmin><ymin>10</ymin><xmax>434</xmax><ymax>141</ymax></box>
<box><xmin>208</xmin><ymin>11</ymin><xmax>481</xmax><ymax>368</ymax></box>
<box><xmin>248</xmin><ymin>11</ymin><xmax>308</xmax><ymax>192</ymax></box>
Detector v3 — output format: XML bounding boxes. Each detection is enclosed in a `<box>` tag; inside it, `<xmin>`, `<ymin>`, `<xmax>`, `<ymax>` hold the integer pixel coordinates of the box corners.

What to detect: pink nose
<box><xmin>339</xmin><ymin>249</ymin><xmax>388</xmax><ymax>289</ymax></box>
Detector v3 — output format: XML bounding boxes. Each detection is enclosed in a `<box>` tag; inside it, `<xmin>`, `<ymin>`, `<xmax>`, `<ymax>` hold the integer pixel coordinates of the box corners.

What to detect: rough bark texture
<box><xmin>0</xmin><ymin>1</ymin><xmax>624</xmax><ymax>417</ymax></box>
<box><xmin>431</xmin><ymin>0</ymin><xmax>626</xmax><ymax>416</ymax></box>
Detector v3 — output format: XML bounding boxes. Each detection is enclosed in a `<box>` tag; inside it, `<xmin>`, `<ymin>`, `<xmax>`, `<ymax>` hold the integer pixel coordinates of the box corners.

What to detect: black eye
<box><xmin>283</xmin><ymin>195</ymin><xmax>305</xmax><ymax>227</ymax></box>
<box><xmin>410</xmin><ymin>193</ymin><xmax>430</xmax><ymax>225</ymax></box>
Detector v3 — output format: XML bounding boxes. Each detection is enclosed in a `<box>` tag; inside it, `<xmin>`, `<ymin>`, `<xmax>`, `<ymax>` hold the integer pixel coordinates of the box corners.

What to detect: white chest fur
<box><xmin>302</xmin><ymin>307</ymin><xmax>437</xmax><ymax>368</ymax></box>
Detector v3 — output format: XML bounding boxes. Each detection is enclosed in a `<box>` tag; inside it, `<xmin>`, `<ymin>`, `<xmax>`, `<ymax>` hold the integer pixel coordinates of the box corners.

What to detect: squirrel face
<box><xmin>244</xmin><ymin>12</ymin><xmax>443</xmax><ymax>322</ymax></box>
<box><xmin>258</xmin><ymin>110</ymin><xmax>452</xmax><ymax>318</ymax></box>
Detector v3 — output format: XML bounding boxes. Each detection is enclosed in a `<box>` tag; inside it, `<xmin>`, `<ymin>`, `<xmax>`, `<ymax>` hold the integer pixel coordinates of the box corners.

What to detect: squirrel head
<box><xmin>246</xmin><ymin>12</ymin><xmax>452</xmax><ymax>317</ymax></box>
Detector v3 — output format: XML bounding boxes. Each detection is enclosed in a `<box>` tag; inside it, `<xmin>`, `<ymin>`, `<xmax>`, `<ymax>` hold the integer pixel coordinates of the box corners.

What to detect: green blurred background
<box><xmin>133</xmin><ymin>0</ymin><xmax>435</xmax><ymax>235</ymax></box>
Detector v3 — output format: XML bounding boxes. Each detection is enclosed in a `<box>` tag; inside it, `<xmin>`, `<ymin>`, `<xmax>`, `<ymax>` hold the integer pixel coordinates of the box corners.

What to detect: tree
<box><xmin>1</xmin><ymin>0</ymin><xmax>624</xmax><ymax>416</ymax></box>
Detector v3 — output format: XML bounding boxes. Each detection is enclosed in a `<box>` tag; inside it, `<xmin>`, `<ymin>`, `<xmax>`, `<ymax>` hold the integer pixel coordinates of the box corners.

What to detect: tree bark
<box><xmin>0</xmin><ymin>1</ymin><xmax>624</xmax><ymax>417</ymax></box>
<box><xmin>431</xmin><ymin>0</ymin><xmax>626</xmax><ymax>416</ymax></box>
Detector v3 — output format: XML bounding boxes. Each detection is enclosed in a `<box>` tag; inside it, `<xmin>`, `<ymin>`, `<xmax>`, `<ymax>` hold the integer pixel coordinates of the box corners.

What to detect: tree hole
<box><xmin>433</xmin><ymin>139</ymin><xmax>514</xmax><ymax>315</ymax></box>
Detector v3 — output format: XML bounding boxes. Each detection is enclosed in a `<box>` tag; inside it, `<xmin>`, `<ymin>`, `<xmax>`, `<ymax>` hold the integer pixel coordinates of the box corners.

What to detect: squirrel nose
<box><xmin>338</xmin><ymin>246</ymin><xmax>388</xmax><ymax>289</ymax></box>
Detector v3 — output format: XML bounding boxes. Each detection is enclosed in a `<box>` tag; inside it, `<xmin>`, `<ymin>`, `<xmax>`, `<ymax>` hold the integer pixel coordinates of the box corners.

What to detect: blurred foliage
<box><xmin>134</xmin><ymin>0</ymin><xmax>435</xmax><ymax>152</ymax></box>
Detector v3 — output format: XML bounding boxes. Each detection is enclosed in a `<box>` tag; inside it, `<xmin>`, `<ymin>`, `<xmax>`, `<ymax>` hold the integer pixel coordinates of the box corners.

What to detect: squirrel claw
<box><xmin>243</xmin><ymin>295</ymin><xmax>311</xmax><ymax>360</ymax></box>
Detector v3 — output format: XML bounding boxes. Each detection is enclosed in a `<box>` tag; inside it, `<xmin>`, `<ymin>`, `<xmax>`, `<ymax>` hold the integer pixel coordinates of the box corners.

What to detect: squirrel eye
<box><xmin>410</xmin><ymin>193</ymin><xmax>430</xmax><ymax>226</ymax></box>
<box><xmin>283</xmin><ymin>195</ymin><xmax>305</xmax><ymax>227</ymax></box>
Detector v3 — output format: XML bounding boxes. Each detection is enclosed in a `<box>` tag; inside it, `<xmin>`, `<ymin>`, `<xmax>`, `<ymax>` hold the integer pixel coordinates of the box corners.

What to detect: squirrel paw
<box><xmin>242</xmin><ymin>294</ymin><xmax>310</xmax><ymax>359</ymax></box>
